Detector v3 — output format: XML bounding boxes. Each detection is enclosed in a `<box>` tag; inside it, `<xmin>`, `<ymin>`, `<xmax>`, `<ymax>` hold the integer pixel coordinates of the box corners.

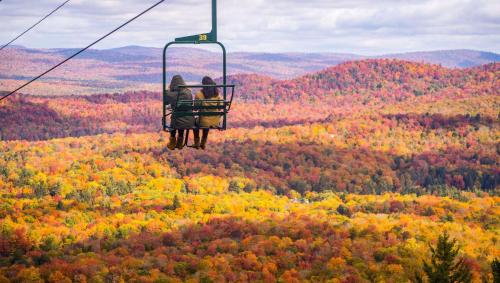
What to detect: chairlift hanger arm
<box><xmin>175</xmin><ymin>0</ymin><xmax>217</xmax><ymax>43</ymax></box>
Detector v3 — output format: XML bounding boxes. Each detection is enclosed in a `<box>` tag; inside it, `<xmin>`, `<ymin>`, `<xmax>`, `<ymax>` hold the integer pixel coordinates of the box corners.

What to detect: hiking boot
<box><xmin>193</xmin><ymin>137</ymin><xmax>201</xmax><ymax>149</ymax></box>
<box><xmin>200</xmin><ymin>136</ymin><xmax>208</xmax><ymax>150</ymax></box>
<box><xmin>176</xmin><ymin>133</ymin><xmax>185</xmax><ymax>150</ymax></box>
<box><xmin>167</xmin><ymin>136</ymin><xmax>176</xmax><ymax>150</ymax></box>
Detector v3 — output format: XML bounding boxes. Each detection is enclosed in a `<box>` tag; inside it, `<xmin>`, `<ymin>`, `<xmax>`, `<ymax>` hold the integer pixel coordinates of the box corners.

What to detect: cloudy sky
<box><xmin>0</xmin><ymin>0</ymin><xmax>499</xmax><ymax>55</ymax></box>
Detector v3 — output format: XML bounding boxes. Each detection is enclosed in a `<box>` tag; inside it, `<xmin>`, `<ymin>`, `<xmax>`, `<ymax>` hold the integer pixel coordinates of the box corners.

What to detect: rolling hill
<box><xmin>1</xmin><ymin>59</ymin><xmax>498</xmax><ymax>141</ymax></box>
<box><xmin>0</xmin><ymin>46</ymin><xmax>498</xmax><ymax>96</ymax></box>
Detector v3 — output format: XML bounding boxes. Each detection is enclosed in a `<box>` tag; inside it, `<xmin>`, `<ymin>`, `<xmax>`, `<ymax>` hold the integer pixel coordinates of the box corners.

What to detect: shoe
<box><xmin>176</xmin><ymin>135</ymin><xmax>185</xmax><ymax>150</ymax></box>
<box><xmin>200</xmin><ymin>137</ymin><xmax>207</xmax><ymax>150</ymax></box>
<box><xmin>167</xmin><ymin>136</ymin><xmax>176</xmax><ymax>150</ymax></box>
<box><xmin>193</xmin><ymin>141</ymin><xmax>201</xmax><ymax>149</ymax></box>
<box><xmin>193</xmin><ymin>136</ymin><xmax>201</xmax><ymax>149</ymax></box>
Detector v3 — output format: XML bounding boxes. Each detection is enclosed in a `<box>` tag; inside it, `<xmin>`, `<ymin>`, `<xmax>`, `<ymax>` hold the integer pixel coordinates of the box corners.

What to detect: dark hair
<box><xmin>201</xmin><ymin>76</ymin><xmax>219</xmax><ymax>99</ymax></box>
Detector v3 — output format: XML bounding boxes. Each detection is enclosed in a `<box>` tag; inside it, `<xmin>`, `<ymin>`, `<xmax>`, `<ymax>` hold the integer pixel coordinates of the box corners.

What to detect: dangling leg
<box><xmin>200</xmin><ymin>129</ymin><xmax>209</xmax><ymax>150</ymax></box>
<box><xmin>176</xmin><ymin>130</ymin><xmax>185</xmax><ymax>150</ymax></box>
<box><xmin>193</xmin><ymin>129</ymin><xmax>201</xmax><ymax>149</ymax></box>
<box><xmin>184</xmin><ymin>129</ymin><xmax>190</xmax><ymax>148</ymax></box>
<box><xmin>167</xmin><ymin>130</ymin><xmax>177</xmax><ymax>150</ymax></box>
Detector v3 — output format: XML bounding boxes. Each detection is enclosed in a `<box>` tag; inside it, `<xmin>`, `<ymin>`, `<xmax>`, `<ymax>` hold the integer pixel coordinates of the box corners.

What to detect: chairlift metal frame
<box><xmin>162</xmin><ymin>0</ymin><xmax>234</xmax><ymax>131</ymax></box>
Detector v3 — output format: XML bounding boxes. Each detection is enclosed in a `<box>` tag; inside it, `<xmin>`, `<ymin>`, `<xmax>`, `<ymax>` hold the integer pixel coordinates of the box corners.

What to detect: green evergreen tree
<box><xmin>416</xmin><ymin>232</ymin><xmax>472</xmax><ymax>283</ymax></box>
<box><xmin>228</xmin><ymin>180</ymin><xmax>241</xmax><ymax>192</ymax></box>
<box><xmin>492</xmin><ymin>258</ymin><xmax>500</xmax><ymax>283</ymax></box>
<box><xmin>172</xmin><ymin>195</ymin><xmax>181</xmax><ymax>210</ymax></box>
<box><xmin>336</xmin><ymin>204</ymin><xmax>351</xmax><ymax>217</ymax></box>
<box><xmin>56</xmin><ymin>200</ymin><xmax>64</xmax><ymax>210</ymax></box>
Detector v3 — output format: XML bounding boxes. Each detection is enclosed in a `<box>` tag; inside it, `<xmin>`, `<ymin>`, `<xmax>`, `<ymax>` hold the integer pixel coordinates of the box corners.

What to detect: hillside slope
<box><xmin>230</xmin><ymin>60</ymin><xmax>499</xmax><ymax>102</ymax></box>
<box><xmin>0</xmin><ymin>128</ymin><xmax>498</xmax><ymax>281</ymax></box>
<box><xmin>0</xmin><ymin>46</ymin><xmax>498</xmax><ymax>95</ymax></box>
<box><xmin>1</xmin><ymin>60</ymin><xmax>498</xmax><ymax>140</ymax></box>
<box><xmin>0</xmin><ymin>60</ymin><xmax>498</xmax><ymax>282</ymax></box>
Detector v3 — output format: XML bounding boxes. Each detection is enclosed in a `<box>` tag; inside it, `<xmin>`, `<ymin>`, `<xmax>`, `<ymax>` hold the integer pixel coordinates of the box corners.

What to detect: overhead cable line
<box><xmin>0</xmin><ymin>0</ymin><xmax>71</xmax><ymax>52</ymax></box>
<box><xmin>0</xmin><ymin>0</ymin><xmax>166</xmax><ymax>102</ymax></box>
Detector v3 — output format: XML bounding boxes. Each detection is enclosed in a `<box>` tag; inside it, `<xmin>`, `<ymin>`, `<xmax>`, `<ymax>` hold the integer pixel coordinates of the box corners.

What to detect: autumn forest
<box><xmin>0</xmin><ymin>58</ymin><xmax>499</xmax><ymax>282</ymax></box>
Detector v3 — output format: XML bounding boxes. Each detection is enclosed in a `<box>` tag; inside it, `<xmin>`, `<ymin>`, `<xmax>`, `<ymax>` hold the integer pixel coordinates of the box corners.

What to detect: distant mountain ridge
<box><xmin>60</xmin><ymin>46</ymin><xmax>500</xmax><ymax>68</ymax></box>
<box><xmin>380</xmin><ymin>49</ymin><xmax>500</xmax><ymax>68</ymax></box>
<box><xmin>0</xmin><ymin>46</ymin><xmax>498</xmax><ymax>96</ymax></box>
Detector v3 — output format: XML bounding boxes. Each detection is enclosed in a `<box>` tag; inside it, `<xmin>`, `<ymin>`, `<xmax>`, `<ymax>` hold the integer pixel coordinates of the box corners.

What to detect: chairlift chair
<box><xmin>162</xmin><ymin>0</ymin><xmax>235</xmax><ymax>132</ymax></box>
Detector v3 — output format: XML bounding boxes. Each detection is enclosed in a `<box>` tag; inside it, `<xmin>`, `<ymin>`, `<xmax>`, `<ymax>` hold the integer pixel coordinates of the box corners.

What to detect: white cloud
<box><xmin>0</xmin><ymin>0</ymin><xmax>498</xmax><ymax>54</ymax></box>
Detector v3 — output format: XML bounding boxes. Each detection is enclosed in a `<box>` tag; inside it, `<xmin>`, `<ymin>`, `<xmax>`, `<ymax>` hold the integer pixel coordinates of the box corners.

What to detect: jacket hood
<box><xmin>170</xmin><ymin>75</ymin><xmax>186</xmax><ymax>91</ymax></box>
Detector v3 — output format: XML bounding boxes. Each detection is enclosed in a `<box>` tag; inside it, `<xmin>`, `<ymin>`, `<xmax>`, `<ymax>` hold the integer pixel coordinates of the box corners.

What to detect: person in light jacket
<box><xmin>193</xmin><ymin>76</ymin><xmax>222</xmax><ymax>149</ymax></box>
<box><xmin>166</xmin><ymin>75</ymin><xmax>195</xmax><ymax>150</ymax></box>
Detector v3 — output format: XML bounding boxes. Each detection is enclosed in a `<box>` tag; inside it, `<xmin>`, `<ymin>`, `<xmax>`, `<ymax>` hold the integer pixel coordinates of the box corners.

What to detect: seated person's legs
<box><xmin>176</xmin><ymin>130</ymin><xmax>185</xmax><ymax>149</ymax></box>
<box><xmin>201</xmin><ymin>129</ymin><xmax>210</xmax><ymax>150</ymax></box>
<box><xmin>193</xmin><ymin>129</ymin><xmax>201</xmax><ymax>149</ymax></box>
<box><xmin>167</xmin><ymin>130</ymin><xmax>177</xmax><ymax>150</ymax></box>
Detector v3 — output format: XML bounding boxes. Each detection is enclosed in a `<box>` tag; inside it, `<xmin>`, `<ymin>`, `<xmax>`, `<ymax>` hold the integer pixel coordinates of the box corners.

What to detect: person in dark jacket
<box><xmin>166</xmin><ymin>75</ymin><xmax>195</xmax><ymax>150</ymax></box>
<box><xmin>193</xmin><ymin>76</ymin><xmax>223</xmax><ymax>149</ymax></box>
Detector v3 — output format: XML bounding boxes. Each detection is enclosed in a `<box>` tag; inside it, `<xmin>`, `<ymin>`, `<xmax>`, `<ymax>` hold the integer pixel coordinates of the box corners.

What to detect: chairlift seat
<box><xmin>164</xmin><ymin>84</ymin><xmax>234</xmax><ymax>131</ymax></box>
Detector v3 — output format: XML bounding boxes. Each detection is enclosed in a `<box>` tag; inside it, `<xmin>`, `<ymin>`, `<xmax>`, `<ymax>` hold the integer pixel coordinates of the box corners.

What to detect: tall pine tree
<box><xmin>492</xmin><ymin>258</ymin><xmax>500</xmax><ymax>283</ymax></box>
<box><xmin>416</xmin><ymin>232</ymin><xmax>472</xmax><ymax>283</ymax></box>
<box><xmin>172</xmin><ymin>195</ymin><xmax>181</xmax><ymax>210</ymax></box>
